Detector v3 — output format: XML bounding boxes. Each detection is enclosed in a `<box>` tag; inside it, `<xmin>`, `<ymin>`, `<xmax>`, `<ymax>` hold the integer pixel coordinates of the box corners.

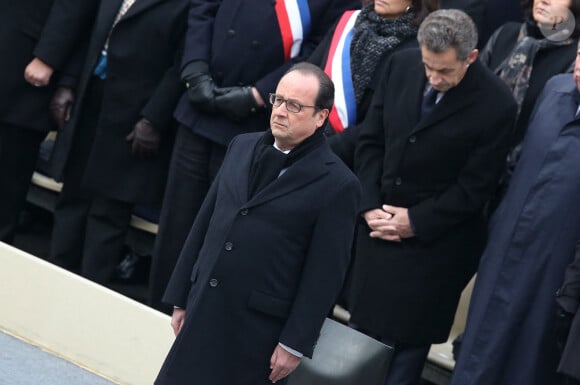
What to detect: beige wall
<box><xmin>0</xmin><ymin>242</ymin><xmax>175</xmax><ymax>385</ymax></box>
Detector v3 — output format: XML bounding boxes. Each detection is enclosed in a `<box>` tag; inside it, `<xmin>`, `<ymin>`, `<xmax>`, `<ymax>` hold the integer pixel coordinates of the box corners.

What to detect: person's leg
<box><xmin>81</xmin><ymin>193</ymin><xmax>133</xmax><ymax>284</ymax></box>
<box><xmin>0</xmin><ymin>123</ymin><xmax>45</xmax><ymax>243</ymax></box>
<box><xmin>148</xmin><ymin>126</ymin><xmax>225</xmax><ymax>313</ymax></box>
<box><xmin>48</xmin><ymin>78</ymin><xmax>102</xmax><ymax>272</ymax></box>
<box><xmin>381</xmin><ymin>339</ymin><xmax>431</xmax><ymax>385</ymax></box>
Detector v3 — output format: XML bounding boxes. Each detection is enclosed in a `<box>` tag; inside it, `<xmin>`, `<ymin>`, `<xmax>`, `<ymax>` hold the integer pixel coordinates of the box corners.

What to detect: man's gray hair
<box><xmin>417</xmin><ymin>9</ymin><xmax>478</xmax><ymax>61</ymax></box>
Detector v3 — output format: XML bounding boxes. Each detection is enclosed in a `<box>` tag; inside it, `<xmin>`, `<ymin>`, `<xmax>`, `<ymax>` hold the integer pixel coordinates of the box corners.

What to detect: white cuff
<box><xmin>278</xmin><ymin>342</ymin><xmax>303</xmax><ymax>358</ymax></box>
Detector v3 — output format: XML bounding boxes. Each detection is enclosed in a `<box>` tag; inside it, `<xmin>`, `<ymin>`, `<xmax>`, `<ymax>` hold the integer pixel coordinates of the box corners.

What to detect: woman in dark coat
<box><xmin>480</xmin><ymin>0</ymin><xmax>580</xmax><ymax>206</ymax></box>
<box><xmin>308</xmin><ymin>0</ymin><xmax>439</xmax><ymax>168</ymax></box>
<box><xmin>47</xmin><ymin>0</ymin><xmax>188</xmax><ymax>283</ymax></box>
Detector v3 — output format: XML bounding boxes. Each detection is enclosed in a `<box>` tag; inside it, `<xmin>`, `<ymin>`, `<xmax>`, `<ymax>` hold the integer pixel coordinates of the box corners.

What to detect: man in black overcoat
<box><xmin>0</xmin><ymin>0</ymin><xmax>95</xmax><ymax>243</ymax></box>
<box><xmin>47</xmin><ymin>0</ymin><xmax>188</xmax><ymax>283</ymax></box>
<box><xmin>154</xmin><ymin>63</ymin><xmax>361</xmax><ymax>385</ymax></box>
<box><xmin>350</xmin><ymin>9</ymin><xmax>517</xmax><ymax>385</ymax></box>
<box><xmin>147</xmin><ymin>0</ymin><xmax>361</xmax><ymax>313</ymax></box>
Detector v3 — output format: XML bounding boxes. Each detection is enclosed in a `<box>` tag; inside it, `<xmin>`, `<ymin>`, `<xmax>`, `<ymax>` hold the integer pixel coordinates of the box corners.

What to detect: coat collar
<box><xmin>408</xmin><ymin>59</ymin><xmax>483</xmax><ymax>136</ymax></box>
<box><xmin>230</xmin><ymin>134</ymin><xmax>334</xmax><ymax>209</ymax></box>
<box><xmin>100</xmin><ymin>0</ymin><xmax>167</xmax><ymax>28</ymax></box>
<box><xmin>551</xmin><ymin>74</ymin><xmax>580</xmax><ymax>124</ymax></box>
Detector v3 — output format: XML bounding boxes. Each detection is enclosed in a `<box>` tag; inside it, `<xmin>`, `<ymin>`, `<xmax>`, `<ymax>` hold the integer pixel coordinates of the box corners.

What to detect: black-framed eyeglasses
<box><xmin>269</xmin><ymin>93</ymin><xmax>319</xmax><ymax>113</ymax></box>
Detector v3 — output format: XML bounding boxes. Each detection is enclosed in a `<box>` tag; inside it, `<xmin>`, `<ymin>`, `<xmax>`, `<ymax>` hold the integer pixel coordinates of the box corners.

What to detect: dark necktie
<box><xmin>421</xmin><ymin>86</ymin><xmax>438</xmax><ymax>119</ymax></box>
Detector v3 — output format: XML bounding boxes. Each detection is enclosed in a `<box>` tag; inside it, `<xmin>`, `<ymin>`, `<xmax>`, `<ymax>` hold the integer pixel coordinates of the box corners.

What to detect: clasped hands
<box><xmin>363</xmin><ymin>204</ymin><xmax>415</xmax><ymax>242</ymax></box>
<box><xmin>182</xmin><ymin>61</ymin><xmax>261</xmax><ymax>122</ymax></box>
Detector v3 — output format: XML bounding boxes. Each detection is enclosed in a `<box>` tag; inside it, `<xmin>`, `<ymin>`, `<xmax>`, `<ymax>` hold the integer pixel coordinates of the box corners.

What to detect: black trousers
<box><xmin>350</xmin><ymin>322</ymin><xmax>430</xmax><ymax>385</ymax></box>
<box><xmin>148</xmin><ymin>125</ymin><xmax>226</xmax><ymax>313</ymax></box>
<box><xmin>381</xmin><ymin>339</ymin><xmax>430</xmax><ymax>385</ymax></box>
<box><xmin>49</xmin><ymin>78</ymin><xmax>133</xmax><ymax>284</ymax></box>
<box><xmin>0</xmin><ymin>123</ymin><xmax>46</xmax><ymax>244</ymax></box>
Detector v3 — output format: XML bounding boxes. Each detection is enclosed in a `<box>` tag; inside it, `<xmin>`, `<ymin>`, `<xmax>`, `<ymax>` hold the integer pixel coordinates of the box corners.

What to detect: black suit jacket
<box><xmin>156</xmin><ymin>132</ymin><xmax>361</xmax><ymax>385</ymax></box>
<box><xmin>349</xmin><ymin>48</ymin><xmax>517</xmax><ymax>344</ymax></box>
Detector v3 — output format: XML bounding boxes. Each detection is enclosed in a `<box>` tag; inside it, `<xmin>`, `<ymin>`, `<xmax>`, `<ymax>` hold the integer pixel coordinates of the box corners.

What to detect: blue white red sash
<box><xmin>275</xmin><ymin>0</ymin><xmax>311</xmax><ymax>61</ymax></box>
<box><xmin>324</xmin><ymin>10</ymin><xmax>359</xmax><ymax>133</ymax></box>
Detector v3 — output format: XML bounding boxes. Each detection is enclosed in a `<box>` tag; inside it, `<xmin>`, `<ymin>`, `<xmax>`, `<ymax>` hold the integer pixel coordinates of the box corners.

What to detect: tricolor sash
<box><xmin>275</xmin><ymin>0</ymin><xmax>311</xmax><ymax>61</ymax></box>
<box><xmin>324</xmin><ymin>10</ymin><xmax>359</xmax><ymax>133</ymax></box>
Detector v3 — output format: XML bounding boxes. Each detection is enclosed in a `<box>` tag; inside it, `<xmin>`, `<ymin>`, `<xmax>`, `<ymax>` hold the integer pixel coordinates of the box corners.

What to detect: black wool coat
<box><xmin>350</xmin><ymin>49</ymin><xmax>517</xmax><ymax>344</ymax></box>
<box><xmin>50</xmin><ymin>0</ymin><xmax>188</xmax><ymax>204</ymax></box>
<box><xmin>173</xmin><ymin>0</ymin><xmax>360</xmax><ymax>146</ymax></box>
<box><xmin>155</xmin><ymin>132</ymin><xmax>361</xmax><ymax>385</ymax></box>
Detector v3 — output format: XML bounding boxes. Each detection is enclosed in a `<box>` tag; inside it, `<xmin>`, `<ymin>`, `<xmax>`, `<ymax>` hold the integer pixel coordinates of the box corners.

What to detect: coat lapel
<box><xmin>95</xmin><ymin>0</ymin><xmax>123</xmax><ymax>44</ymax></box>
<box><xmin>410</xmin><ymin>60</ymin><xmax>481</xmax><ymax>136</ymax></box>
<box><xmin>119</xmin><ymin>0</ymin><xmax>165</xmax><ymax>23</ymax></box>
<box><xmin>245</xmin><ymin>144</ymin><xmax>332</xmax><ymax>209</ymax></box>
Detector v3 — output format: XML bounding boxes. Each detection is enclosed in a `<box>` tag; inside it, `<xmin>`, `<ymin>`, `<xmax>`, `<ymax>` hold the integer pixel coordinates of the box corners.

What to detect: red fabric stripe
<box><xmin>324</xmin><ymin>11</ymin><xmax>355</xmax><ymax>133</ymax></box>
<box><xmin>275</xmin><ymin>1</ymin><xmax>293</xmax><ymax>61</ymax></box>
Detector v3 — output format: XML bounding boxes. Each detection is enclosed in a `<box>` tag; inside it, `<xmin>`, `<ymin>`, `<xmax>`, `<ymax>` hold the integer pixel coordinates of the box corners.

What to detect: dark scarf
<box><xmin>248</xmin><ymin>129</ymin><xmax>325</xmax><ymax>198</ymax></box>
<box><xmin>497</xmin><ymin>19</ymin><xmax>575</xmax><ymax>115</ymax></box>
<box><xmin>350</xmin><ymin>5</ymin><xmax>417</xmax><ymax>103</ymax></box>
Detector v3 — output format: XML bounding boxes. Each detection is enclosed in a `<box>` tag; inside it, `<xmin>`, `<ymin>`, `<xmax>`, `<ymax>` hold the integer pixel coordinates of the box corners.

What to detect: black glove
<box><xmin>555</xmin><ymin>306</ymin><xmax>574</xmax><ymax>351</ymax></box>
<box><xmin>49</xmin><ymin>87</ymin><xmax>75</xmax><ymax>130</ymax></box>
<box><xmin>125</xmin><ymin>118</ymin><xmax>161</xmax><ymax>159</ymax></box>
<box><xmin>214</xmin><ymin>86</ymin><xmax>259</xmax><ymax>122</ymax></box>
<box><xmin>181</xmin><ymin>60</ymin><xmax>219</xmax><ymax>113</ymax></box>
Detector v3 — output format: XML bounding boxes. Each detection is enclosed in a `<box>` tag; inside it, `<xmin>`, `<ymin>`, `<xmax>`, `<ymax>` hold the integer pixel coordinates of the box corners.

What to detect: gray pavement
<box><xmin>0</xmin><ymin>331</ymin><xmax>116</xmax><ymax>385</ymax></box>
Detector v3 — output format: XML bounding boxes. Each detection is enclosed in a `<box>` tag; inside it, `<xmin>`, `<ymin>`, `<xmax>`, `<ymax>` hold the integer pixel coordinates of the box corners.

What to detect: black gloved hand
<box><xmin>214</xmin><ymin>86</ymin><xmax>259</xmax><ymax>122</ymax></box>
<box><xmin>49</xmin><ymin>87</ymin><xmax>75</xmax><ymax>130</ymax></box>
<box><xmin>125</xmin><ymin>118</ymin><xmax>161</xmax><ymax>159</ymax></box>
<box><xmin>555</xmin><ymin>306</ymin><xmax>574</xmax><ymax>351</ymax></box>
<box><xmin>181</xmin><ymin>60</ymin><xmax>219</xmax><ymax>112</ymax></box>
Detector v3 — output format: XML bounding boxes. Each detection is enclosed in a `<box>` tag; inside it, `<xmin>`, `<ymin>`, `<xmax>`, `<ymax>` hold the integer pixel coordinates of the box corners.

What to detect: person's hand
<box><xmin>269</xmin><ymin>345</ymin><xmax>301</xmax><ymax>383</ymax></box>
<box><xmin>214</xmin><ymin>86</ymin><xmax>260</xmax><ymax>122</ymax></box>
<box><xmin>49</xmin><ymin>87</ymin><xmax>75</xmax><ymax>130</ymax></box>
<box><xmin>182</xmin><ymin>60</ymin><xmax>219</xmax><ymax>112</ymax></box>
<box><xmin>363</xmin><ymin>208</ymin><xmax>400</xmax><ymax>242</ymax></box>
<box><xmin>125</xmin><ymin>118</ymin><xmax>161</xmax><ymax>159</ymax></box>
<box><xmin>381</xmin><ymin>204</ymin><xmax>414</xmax><ymax>239</ymax></box>
<box><xmin>170</xmin><ymin>308</ymin><xmax>186</xmax><ymax>336</ymax></box>
<box><xmin>24</xmin><ymin>57</ymin><xmax>54</xmax><ymax>87</ymax></box>
<box><xmin>555</xmin><ymin>306</ymin><xmax>574</xmax><ymax>351</ymax></box>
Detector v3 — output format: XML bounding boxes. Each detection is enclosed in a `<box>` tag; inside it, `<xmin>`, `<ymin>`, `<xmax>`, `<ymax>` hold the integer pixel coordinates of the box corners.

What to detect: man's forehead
<box><xmin>276</xmin><ymin>72</ymin><xmax>318</xmax><ymax>100</ymax></box>
<box><xmin>421</xmin><ymin>47</ymin><xmax>462</xmax><ymax>67</ymax></box>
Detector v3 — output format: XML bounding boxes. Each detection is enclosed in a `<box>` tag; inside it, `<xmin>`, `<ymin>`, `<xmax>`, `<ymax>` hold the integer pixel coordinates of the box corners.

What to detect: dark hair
<box><xmin>410</xmin><ymin>0</ymin><xmax>440</xmax><ymax>27</ymax></box>
<box><xmin>285</xmin><ymin>62</ymin><xmax>334</xmax><ymax>111</ymax></box>
<box><xmin>521</xmin><ymin>0</ymin><xmax>580</xmax><ymax>37</ymax></box>
<box><xmin>418</xmin><ymin>9</ymin><xmax>478</xmax><ymax>60</ymax></box>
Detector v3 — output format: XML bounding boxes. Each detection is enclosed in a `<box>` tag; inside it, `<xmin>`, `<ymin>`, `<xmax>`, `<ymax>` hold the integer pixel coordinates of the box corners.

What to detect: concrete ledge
<box><xmin>0</xmin><ymin>242</ymin><xmax>174</xmax><ymax>385</ymax></box>
<box><xmin>29</xmin><ymin>171</ymin><xmax>158</xmax><ymax>235</ymax></box>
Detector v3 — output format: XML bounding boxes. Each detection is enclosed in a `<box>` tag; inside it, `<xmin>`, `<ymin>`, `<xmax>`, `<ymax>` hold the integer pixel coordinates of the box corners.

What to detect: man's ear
<box><xmin>466</xmin><ymin>49</ymin><xmax>479</xmax><ymax>66</ymax></box>
<box><xmin>316</xmin><ymin>109</ymin><xmax>330</xmax><ymax>128</ymax></box>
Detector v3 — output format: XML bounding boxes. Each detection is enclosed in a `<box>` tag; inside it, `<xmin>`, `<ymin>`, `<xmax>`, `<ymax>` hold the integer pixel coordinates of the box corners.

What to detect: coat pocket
<box><xmin>247</xmin><ymin>290</ymin><xmax>291</xmax><ymax>319</ymax></box>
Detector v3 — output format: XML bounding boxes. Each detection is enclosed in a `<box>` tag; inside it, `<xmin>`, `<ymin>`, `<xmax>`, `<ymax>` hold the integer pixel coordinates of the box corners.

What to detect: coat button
<box><xmin>409</xmin><ymin>136</ymin><xmax>416</xmax><ymax>143</ymax></box>
<box><xmin>225</xmin><ymin>242</ymin><xmax>233</xmax><ymax>251</ymax></box>
<box><xmin>209</xmin><ymin>278</ymin><xmax>219</xmax><ymax>288</ymax></box>
<box><xmin>227</xmin><ymin>29</ymin><xmax>236</xmax><ymax>37</ymax></box>
<box><xmin>240</xmin><ymin>209</ymin><xmax>248</xmax><ymax>216</ymax></box>
<box><xmin>395</xmin><ymin>177</ymin><xmax>402</xmax><ymax>186</ymax></box>
<box><xmin>251</xmin><ymin>40</ymin><xmax>260</xmax><ymax>48</ymax></box>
